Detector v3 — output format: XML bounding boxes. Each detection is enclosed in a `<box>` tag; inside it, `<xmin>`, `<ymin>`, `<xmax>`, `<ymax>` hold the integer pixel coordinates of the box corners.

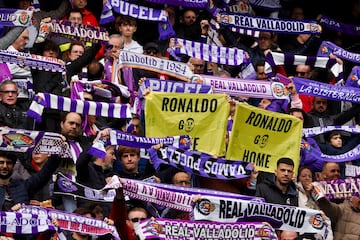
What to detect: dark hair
<box><xmin>67</xmin><ymin>9</ymin><xmax>83</xmax><ymax>19</ymax></box>
<box><xmin>327</xmin><ymin>130</ymin><xmax>342</xmax><ymax>142</ymax></box>
<box><xmin>288</xmin><ymin>107</ymin><xmax>304</xmax><ymax>115</ymax></box>
<box><xmin>277</xmin><ymin>157</ymin><xmax>294</xmax><ymax>167</ymax></box>
<box><xmin>0</xmin><ymin>151</ymin><xmax>17</xmax><ymax>163</ymax></box>
<box><xmin>60</xmin><ymin>111</ymin><xmax>82</xmax><ymax>123</ymax></box>
<box><xmin>43</xmin><ymin>40</ymin><xmax>59</xmax><ymax>55</ymax></box>
<box><xmin>73</xmin><ymin>207</ymin><xmax>95</xmax><ymax>218</ymax></box>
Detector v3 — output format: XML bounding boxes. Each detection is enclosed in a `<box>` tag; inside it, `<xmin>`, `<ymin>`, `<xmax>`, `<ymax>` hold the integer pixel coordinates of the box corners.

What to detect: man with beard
<box><xmin>256</xmin><ymin>158</ymin><xmax>298</xmax><ymax>206</ymax></box>
<box><xmin>0</xmin><ymin>151</ymin><xmax>61</xmax><ymax>239</ymax></box>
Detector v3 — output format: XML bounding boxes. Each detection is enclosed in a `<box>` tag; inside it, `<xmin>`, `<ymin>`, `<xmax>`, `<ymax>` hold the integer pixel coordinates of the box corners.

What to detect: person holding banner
<box><xmin>313</xmin><ymin>185</ymin><xmax>360</xmax><ymax>240</ymax></box>
<box><xmin>256</xmin><ymin>157</ymin><xmax>298</xmax><ymax>206</ymax></box>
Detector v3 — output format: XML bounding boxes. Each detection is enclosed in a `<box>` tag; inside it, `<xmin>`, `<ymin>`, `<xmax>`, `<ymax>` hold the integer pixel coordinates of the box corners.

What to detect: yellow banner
<box><xmin>145</xmin><ymin>92</ymin><xmax>229</xmax><ymax>156</ymax></box>
<box><xmin>226</xmin><ymin>103</ymin><xmax>302</xmax><ymax>174</ymax></box>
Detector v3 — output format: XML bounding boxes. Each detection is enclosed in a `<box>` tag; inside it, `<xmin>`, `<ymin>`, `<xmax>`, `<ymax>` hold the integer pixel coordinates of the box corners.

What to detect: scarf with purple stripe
<box><xmin>346</xmin><ymin>164</ymin><xmax>360</xmax><ymax>177</ymax></box>
<box><xmin>201</xmin><ymin>74</ymin><xmax>289</xmax><ymax>99</ymax></box>
<box><xmin>209</xmin><ymin>18</ymin><xmax>260</xmax><ymax>38</ymax></box>
<box><xmin>312</xmin><ymin>177</ymin><xmax>360</xmax><ymax>200</ymax></box>
<box><xmin>318</xmin><ymin>41</ymin><xmax>360</xmax><ymax>64</ymax></box>
<box><xmin>144</xmin><ymin>0</ymin><xmax>207</xmax><ymax>7</ymax></box>
<box><xmin>149</xmin><ymin>145</ymin><xmax>253</xmax><ymax>180</ymax></box>
<box><xmin>319</xmin><ymin>15</ymin><xmax>360</xmax><ymax>36</ymax></box>
<box><xmin>88</xmin><ymin>130</ymin><xmax>191</xmax><ymax>159</ymax></box>
<box><xmin>139</xmin><ymin>78</ymin><xmax>213</xmax><ymax>97</ymax></box>
<box><xmin>54</xmin><ymin>172</ymin><xmax>264</xmax><ymax>206</ymax></box>
<box><xmin>193</xmin><ymin>195</ymin><xmax>327</xmax><ymax>234</ymax></box>
<box><xmin>265</xmin><ymin>51</ymin><xmax>343</xmax><ymax>81</ymax></box>
<box><xmin>0</xmin><ymin>211</ymin><xmax>56</xmax><ymax>235</ymax></box>
<box><xmin>218</xmin><ymin>11</ymin><xmax>321</xmax><ymax>34</ymax></box>
<box><xmin>172</xmin><ymin>38</ymin><xmax>248</xmax><ymax>66</ymax></box>
<box><xmin>49</xmin><ymin>20</ymin><xmax>109</xmax><ymax>43</ymax></box>
<box><xmin>104</xmin><ymin>0</ymin><xmax>167</xmax><ymax>23</ymax></box>
<box><xmin>0</xmin><ymin>50</ymin><xmax>66</xmax><ymax>73</ymax></box>
<box><xmin>345</xmin><ymin>66</ymin><xmax>360</xmax><ymax>88</ymax></box>
<box><xmin>293</xmin><ymin>77</ymin><xmax>360</xmax><ymax>104</ymax></box>
<box><xmin>135</xmin><ymin>218</ymin><xmax>277</xmax><ymax>240</ymax></box>
<box><xmin>19</xmin><ymin>205</ymin><xmax>120</xmax><ymax>239</ymax></box>
<box><xmin>301</xmin><ymin>127</ymin><xmax>360</xmax><ymax>167</ymax></box>
<box><xmin>27</xmin><ymin>93</ymin><xmax>132</xmax><ymax>123</ymax></box>
<box><xmin>0</xmin><ymin>8</ymin><xmax>33</xmax><ymax>27</ymax></box>
<box><xmin>118</xmin><ymin>51</ymin><xmax>194</xmax><ymax>81</ymax></box>
<box><xmin>70</xmin><ymin>79</ymin><xmax>122</xmax><ymax>102</ymax></box>
<box><xmin>0</xmin><ymin>127</ymin><xmax>71</xmax><ymax>157</ymax></box>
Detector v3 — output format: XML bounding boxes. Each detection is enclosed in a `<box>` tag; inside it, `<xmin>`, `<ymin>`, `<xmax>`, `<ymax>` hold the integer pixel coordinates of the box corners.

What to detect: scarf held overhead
<box><xmin>27</xmin><ymin>93</ymin><xmax>132</xmax><ymax>123</ymax></box>
<box><xmin>0</xmin><ymin>50</ymin><xmax>65</xmax><ymax>73</ymax></box>
<box><xmin>135</xmin><ymin>218</ymin><xmax>277</xmax><ymax>240</ymax></box>
<box><xmin>193</xmin><ymin>195</ymin><xmax>326</xmax><ymax>234</ymax></box>
<box><xmin>201</xmin><ymin>74</ymin><xmax>288</xmax><ymax>99</ymax></box>
<box><xmin>218</xmin><ymin>11</ymin><xmax>321</xmax><ymax>34</ymax></box>
<box><xmin>148</xmin><ymin>145</ymin><xmax>253</xmax><ymax>180</ymax></box>
<box><xmin>0</xmin><ymin>8</ymin><xmax>32</xmax><ymax>26</ymax></box>
<box><xmin>173</xmin><ymin>38</ymin><xmax>248</xmax><ymax>66</ymax></box>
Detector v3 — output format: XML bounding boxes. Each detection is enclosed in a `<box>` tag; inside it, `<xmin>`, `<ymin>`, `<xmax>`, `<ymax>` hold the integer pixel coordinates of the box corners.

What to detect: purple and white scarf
<box><xmin>99</xmin><ymin>0</ymin><xmax>115</xmax><ymax>25</ymax></box>
<box><xmin>0</xmin><ymin>8</ymin><xmax>33</xmax><ymax>27</ymax></box>
<box><xmin>313</xmin><ymin>177</ymin><xmax>360</xmax><ymax>200</ymax></box>
<box><xmin>0</xmin><ymin>50</ymin><xmax>65</xmax><ymax>73</ymax></box>
<box><xmin>135</xmin><ymin>218</ymin><xmax>277</xmax><ymax>240</ymax></box>
<box><xmin>70</xmin><ymin>79</ymin><xmax>123</xmax><ymax>102</ymax></box>
<box><xmin>106</xmin><ymin>176</ymin><xmax>194</xmax><ymax>212</ymax></box>
<box><xmin>0</xmin><ymin>127</ymin><xmax>71</xmax><ymax>157</ymax></box>
<box><xmin>209</xmin><ymin>18</ymin><xmax>260</xmax><ymax>38</ymax></box>
<box><xmin>139</xmin><ymin>78</ymin><xmax>213</xmax><ymax>96</ymax></box>
<box><xmin>117</xmin><ymin>51</ymin><xmax>194</xmax><ymax>81</ymax></box>
<box><xmin>106</xmin><ymin>0</ymin><xmax>167</xmax><ymax>22</ymax></box>
<box><xmin>88</xmin><ymin>130</ymin><xmax>191</xmax><ymax>159</ymax></box>
<box><xmin>302</xmin><ymin>125</ymin><xmax>360</xmax><ymax>138</ymax></box>
<box><xmin>265</xmin><ymin>51</ymin><xmax>343</xmax><ymax>80</ymax></box>
<box><xmin>172</xmin><ymin>38</ymin><xmax>248</xmax><ymax>66</ymax></box>
<box><xmin>319</xmin><ymin>15</ymin><xmax>360</xmax><ymax>36</ymax></box>
<box><xmin>345</xmin><ymin>66</ymin><xmax>360</xmax><ymax>88</ymax></box>
<box><xmin>293</xmin><ymin>77</ymin><xmax>360</xmax><ymax>104</ymax></box>
<box><xmin>0</xmin><ymin>211</ymin><xmax>56</xmax><ymax>234</ymax></box>
<box><xmin>27</xmin><ymin>93</ymin><xmax>132</xmax><ymax>123</ymax></box>
<box><xmin>193</xmin><ymin>195</ymin><xmax>327</xmax><ymax>234</ymax></box>
<box><xmin>218</xmin><ymin>11</ymin><xmax>321</xmax><ymax>34</ymax></box>
<box><xmin>148</xmin><ymin>145</ymin><xmax>253</xmax><ymax>180</ymax></box>
<box><xmin>19</xmin><ymin>205</ymin><xmax>120</xmax><ymax>239</ymax></box>
<box><xmin>145</xmin><ymin>0</ymin><xmax>207</xmax><ymax>8</ymax></box>
<box><xmin>346</xmin><ymin>164</ymin><xmax>360</xmax><ymax>177</ymax></box>
<box><xmin>201</xmin><ymin>74</ymin><xmax>288</xmax><ymax>99</ymax></box>
<box><xmin>50</xmin><ymin>20</ymin><xmax>109</xmax><ymax>43</ymax></box>
<box><xmin>317</xmin><ymin>41</ymin><xmax>360</xmax><ymax>64</ymax></box>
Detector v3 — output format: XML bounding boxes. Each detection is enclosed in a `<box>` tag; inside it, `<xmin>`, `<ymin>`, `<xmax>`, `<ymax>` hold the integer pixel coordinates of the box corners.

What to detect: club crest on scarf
<box><xmin>197</xmin><ymin>198</ymin><xmax>216</xmax><ymax>215</ymax></box>
<box><xmin>57</xmin><ymin>176</ymin><xmax>78</xmax><ymax>193</ymax></box>
<box><xmin>2</xmin><ymin>133</ymin><xmax>34</xmax><ymax>148</ymax></box>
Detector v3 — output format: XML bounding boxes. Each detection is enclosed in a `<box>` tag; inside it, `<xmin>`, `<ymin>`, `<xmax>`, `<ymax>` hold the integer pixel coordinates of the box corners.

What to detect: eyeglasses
<box><xmin>144</xmin><ymin>49</ymin><xmax>158</xmax><ymax>55</ymax></box>
<box><xmin>0</xmin><ymin>90</ymin><xmax>17</xmax><ymax>95</ymax></box>
<box><xmin>296</xmin><ymin>71</ymin><xmax>309</xmax><ymax>77</ymax></box>
<box><xmin>130</xmin><ymin>218</ymin><xmax>146</xmax><ymax>223</ymax></box>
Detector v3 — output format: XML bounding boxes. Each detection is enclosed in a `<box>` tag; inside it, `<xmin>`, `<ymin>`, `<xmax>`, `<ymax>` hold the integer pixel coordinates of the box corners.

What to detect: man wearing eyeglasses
<box><xmin>0</xmin><ymin>79</ymin><xmax>32</xmax><ymax>129</ymax></box>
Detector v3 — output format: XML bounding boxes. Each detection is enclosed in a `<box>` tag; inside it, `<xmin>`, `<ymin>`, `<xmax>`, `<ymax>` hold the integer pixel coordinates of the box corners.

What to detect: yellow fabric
<box><xmin>226</xmin><ymin>103</ymin><xmax>302</xmax><ymax>174</ymax></box>
<box><xmin>59</xmin><ymin>42</ymin><xmax>71</xmax><ymax>52</ymax></box>
<box><xmin>145</xmin><ymin>92</ymin><xmax>229</xmax><ymax>156</ymax></box>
